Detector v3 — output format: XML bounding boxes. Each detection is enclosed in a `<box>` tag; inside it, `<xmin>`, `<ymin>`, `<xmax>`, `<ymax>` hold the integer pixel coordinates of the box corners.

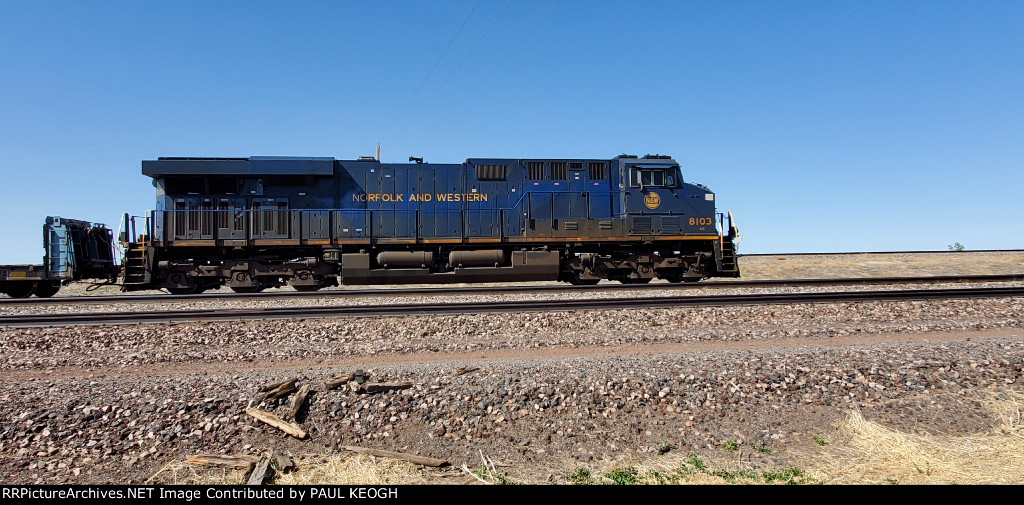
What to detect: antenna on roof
<box><xmin>376</xmin><ymin>143</ymin><xmax>380</xmax><ymax>161</ymax></box>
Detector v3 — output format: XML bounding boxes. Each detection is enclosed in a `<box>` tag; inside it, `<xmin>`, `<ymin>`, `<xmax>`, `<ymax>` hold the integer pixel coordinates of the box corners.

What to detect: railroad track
<box><xmin>2</xmin><ymin>274</ymin><xmax>1023</xmax><ymax>306</ymax></box>
<box><xmin>2</xmin><ymin>285</ymin><xmax>1022</xmax><ymax>328</ymax></box>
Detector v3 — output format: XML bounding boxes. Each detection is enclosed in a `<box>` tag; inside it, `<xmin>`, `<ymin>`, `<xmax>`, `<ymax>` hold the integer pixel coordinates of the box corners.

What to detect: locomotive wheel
<box><xmin>682</xmin><ymin>277</ymin><xmax>703</xmax><ymax>283</ymax></box>
<box><xmin>567</xmin><ymin>271</ymin><xmax>600</xmax><ymax>286</ymax></box>
<box><xmin>3</xmin><ymin>282</ymin><xmax>36</xmax><ymax>298</ymax></box>
<box><xmin>293</xmin><ymin>285</ymin><xmax>321</xmax><ymax>292</ymax></box>
<box><xmin>618</xmin><ymin>278</ymin><xmax>652</xmax><ymax>285</ymax></box>
<box><xmin>230</xmin><ymin>286</ymin><xmax>265</xmax><ymax>294</ymax></box>
<box><xmin>660</xmin><ymin>273</ymin><xmax>683</xmax><ymax>283</ymax></box>
<box><xmin>34</xmin><ymin>282</ymin><xmax>61</xmax><ymax>298</ymax></box>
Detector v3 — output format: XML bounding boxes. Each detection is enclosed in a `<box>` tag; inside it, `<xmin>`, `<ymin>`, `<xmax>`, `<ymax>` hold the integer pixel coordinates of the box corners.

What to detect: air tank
<box><xmin>448</xmin><ymin>250</ymin><xmax>505</xmax><ymax>268</ymax></box>
<box><xmin>376</xmin><ymin>251</ymin><xmax>434</xmax><ymax>268</ymax></box>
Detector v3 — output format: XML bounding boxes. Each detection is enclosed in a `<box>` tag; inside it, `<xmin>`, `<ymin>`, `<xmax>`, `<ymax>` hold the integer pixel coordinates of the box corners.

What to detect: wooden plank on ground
<box><xmin>258</xmin><ymin>380</ymin><xmax>291</xmax><ymax>392</ymax></box>
<box><xmin>245</xmin><ymin>407</ymin><xmax>307</xmax><ymax>439</ymax></box>
<box><xmin>356</xmin><ymin>382</ymin><xmax>413</xmax><ymax>394</ymax></box>
<box><xmin>288</xmin><ymin>384</ymin><xmax>312</xmax><ymax>420</ymax></box>
<box><xmin>247</xmin><ymin>452</ymin><xmax>272</xmax><ymax>485</ymax></box>
<box><xmin>263</xmin><ymin>379</ymin><xmax>299</xmax><ymax>401</ymax></box>
<box><xmin>326</xmin><ymin>373</ymin><xmax>355</xmax><ymax>390</ymax></box>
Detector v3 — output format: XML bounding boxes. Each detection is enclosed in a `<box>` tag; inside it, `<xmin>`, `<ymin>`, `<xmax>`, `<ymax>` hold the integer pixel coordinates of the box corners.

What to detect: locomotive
<box><xmin>119</xmin><ymin>154</ymin><xmax>739</xmax><ymax>294</ymax></box>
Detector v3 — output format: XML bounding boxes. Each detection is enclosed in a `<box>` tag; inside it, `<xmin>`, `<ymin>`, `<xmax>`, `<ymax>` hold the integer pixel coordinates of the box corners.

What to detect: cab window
<box><xmin>632</xmin><ymin>168</ymin><xmax>677</xmax><ymax>188</ymax></box>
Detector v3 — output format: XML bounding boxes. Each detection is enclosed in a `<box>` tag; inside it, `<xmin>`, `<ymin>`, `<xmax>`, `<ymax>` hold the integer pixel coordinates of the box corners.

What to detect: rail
<box><xmin>3</xmin><ymin>273</ymin><xmax>1022</xmax><ymax>306</ymax></box>
<box><xmin>3</xmin><ymin>285</ymin><xmax>1023</xmax><ymax>328</ymax></box>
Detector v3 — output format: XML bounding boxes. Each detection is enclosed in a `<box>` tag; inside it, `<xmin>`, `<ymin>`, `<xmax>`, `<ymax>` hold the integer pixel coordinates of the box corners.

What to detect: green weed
<box><xmin>603</xmin><ymin>467</ymin><xmax>639</xmax><ymax>485</ymax></box>
<box><xmin>686</xmin><ymin>454</ymin><xmax>706</xmax><ymax>471</ymax></box>
<box><xmin>566</xmin><ymin>467</ymin><xmax>593</xmax><ymax>485</ymax></box>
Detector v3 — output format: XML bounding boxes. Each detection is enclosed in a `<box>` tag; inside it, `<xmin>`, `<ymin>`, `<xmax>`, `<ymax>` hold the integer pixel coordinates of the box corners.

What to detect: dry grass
<box><xmin>552</xmin><ymin>390</ymin><xmax>1024</xmax><ymax>486</ymax></box>
<box><xmin>146</xmin><ymin>461</ymin><xmax>250</xmax><ymax>485</ymax></box>
<box><xmin>810</xmin><ymin>390</ymin><xmax>1024</xmax><ymax>484</ymax></box>
<box><xmin>269</xmin><ymin>453</ymin><xmax>428</xmax><ymax>485</ymax></box>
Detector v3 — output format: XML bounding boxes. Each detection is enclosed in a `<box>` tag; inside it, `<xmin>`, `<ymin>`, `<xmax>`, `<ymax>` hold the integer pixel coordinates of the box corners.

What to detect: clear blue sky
<box><xmin>1</xmin><ymin>1</ymin><xmax>1022</xmax><ymax>263</ymax></box>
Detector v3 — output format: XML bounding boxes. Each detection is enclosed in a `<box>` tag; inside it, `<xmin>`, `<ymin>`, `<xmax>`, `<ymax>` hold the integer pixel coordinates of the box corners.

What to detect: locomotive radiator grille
<box><xmin>631</xmin><ymin>217</ymin><xmax>653</xmax><ymax>233</ymax></box>
<box><xmin>662</xmin><ymin>217</ymin><xmax>680</xmax><ymax>234</ymax></box>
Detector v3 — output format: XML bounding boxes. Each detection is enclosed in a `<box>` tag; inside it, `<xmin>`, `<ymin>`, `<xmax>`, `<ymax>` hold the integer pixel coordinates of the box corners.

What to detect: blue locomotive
<box><xmin>120</xmin><ymin>154</ymin><xmax>739</xmax><ymax>293</ymax></box>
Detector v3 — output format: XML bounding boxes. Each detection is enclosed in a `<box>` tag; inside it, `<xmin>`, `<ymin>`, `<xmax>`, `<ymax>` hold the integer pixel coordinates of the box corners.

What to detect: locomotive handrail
<box><xmin>717</xmin><ymin>212</ymin><xmax>725</xmax><ymax>258</ymax></box>
<box><xmin>121</xmin><ymin>214</ymin><xmax>146</xmax><ymax>244</ymax></box>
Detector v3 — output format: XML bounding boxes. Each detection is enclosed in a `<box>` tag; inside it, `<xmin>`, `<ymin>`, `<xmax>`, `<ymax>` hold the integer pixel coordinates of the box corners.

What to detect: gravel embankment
<box><xmin>2</xmin><ymin>297</ymin><xmax>1021</xmax><ymax>371</ymax></box>
<box><xmin>2</xmin><ymin>334</ymin><xmax>1021</xmax><ymax>484</ymax></box>
<box><xmin>1</xmin><ymin>294</ymin><xmax>1022</xmax><ymax>484</ymax></box>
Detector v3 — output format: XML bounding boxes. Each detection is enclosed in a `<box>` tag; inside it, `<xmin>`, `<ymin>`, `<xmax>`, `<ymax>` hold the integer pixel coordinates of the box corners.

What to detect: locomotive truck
<box><xmin>119</xmin><ymin>154</ymin><xmax>740</xmax><ymax>294</ymax></box>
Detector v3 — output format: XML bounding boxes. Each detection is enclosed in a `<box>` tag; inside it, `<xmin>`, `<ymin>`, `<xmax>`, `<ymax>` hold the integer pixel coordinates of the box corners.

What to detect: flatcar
<box><xmin>119</xmin><ymin>154</ymin><xmax>739</xmax><ymax>293</ymax></box>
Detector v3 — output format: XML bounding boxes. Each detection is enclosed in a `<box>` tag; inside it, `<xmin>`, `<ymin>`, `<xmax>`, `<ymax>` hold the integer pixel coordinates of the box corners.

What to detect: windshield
<box><xmin>634</xmin><ymin>167</ymin><xmax>676</xmax><ymax>187</ymax></box>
